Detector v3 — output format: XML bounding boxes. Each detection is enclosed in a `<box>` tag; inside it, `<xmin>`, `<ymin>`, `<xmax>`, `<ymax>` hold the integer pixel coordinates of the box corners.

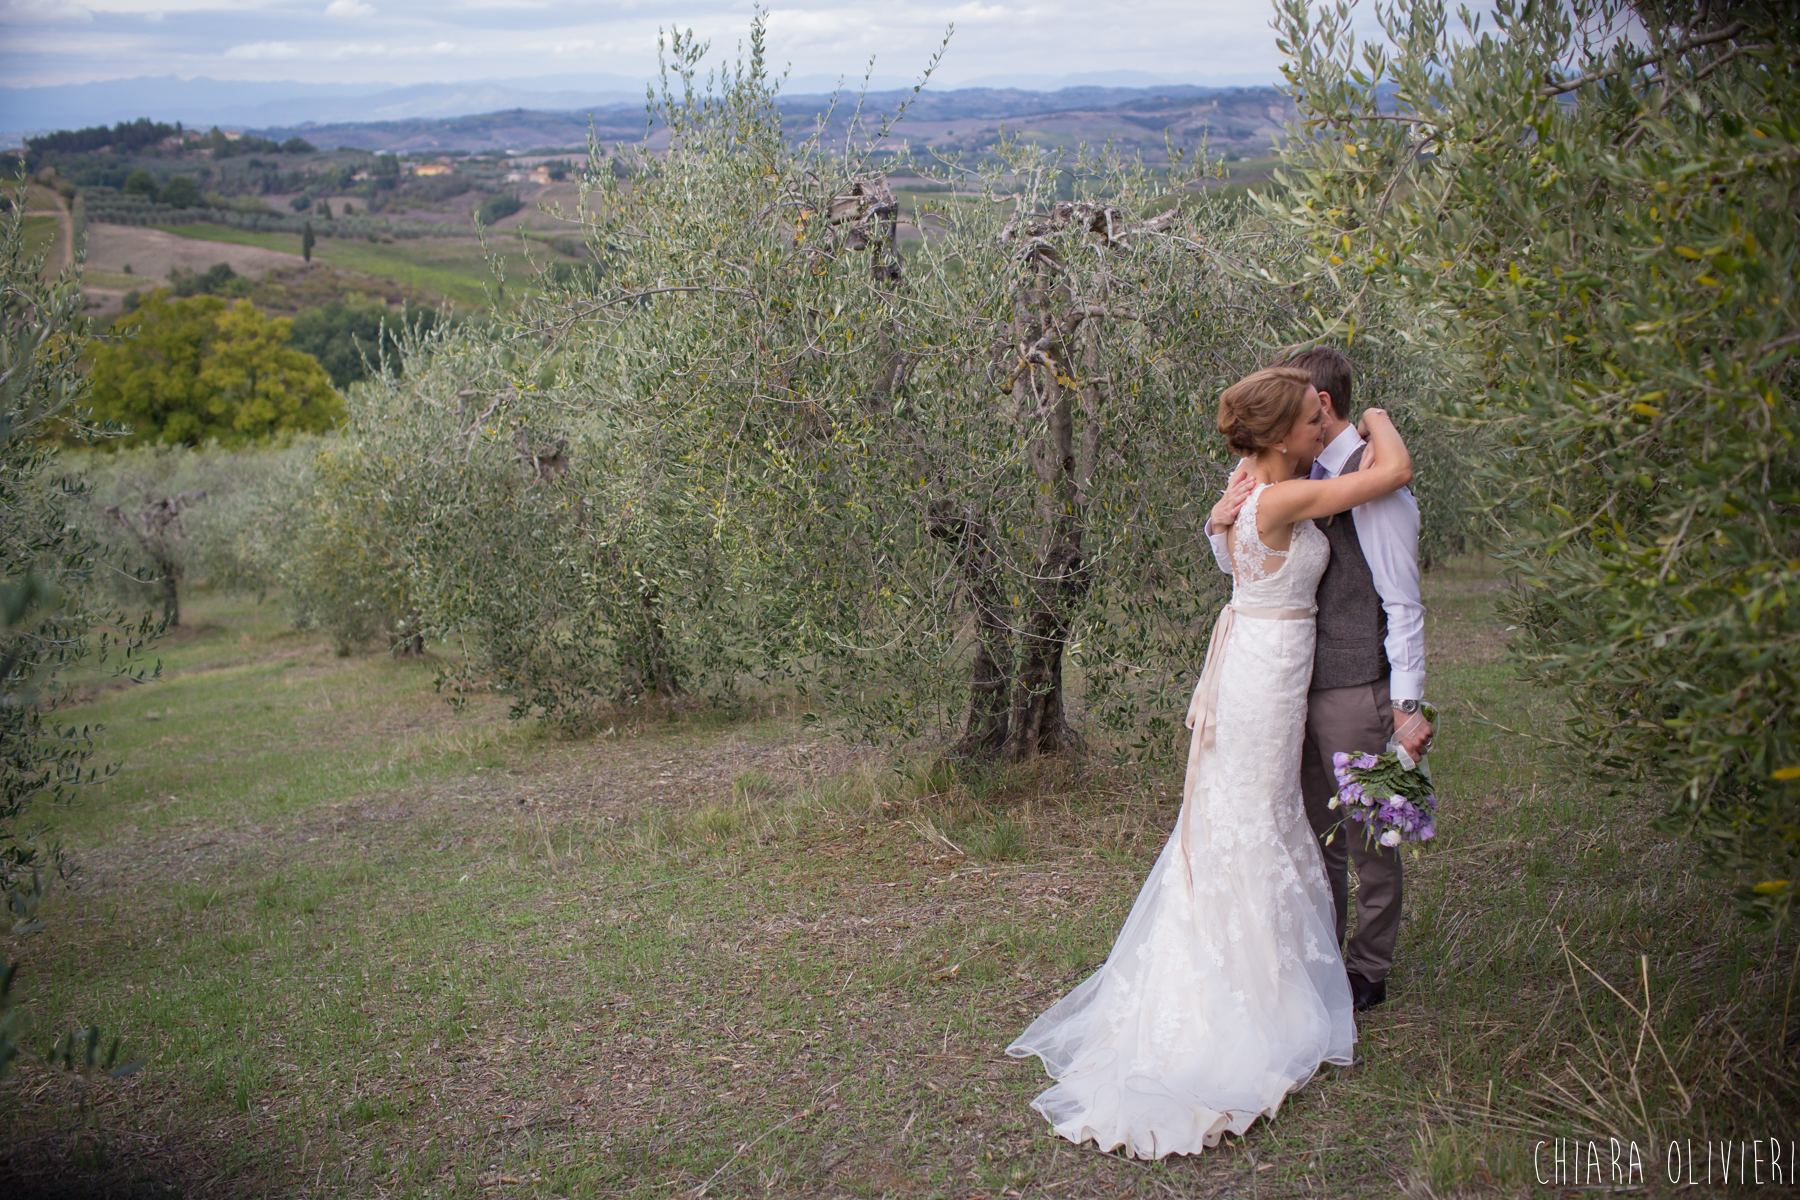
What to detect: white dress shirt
<box><xmin>1207</xmin><ymin>426</ymin><xmax>1426</xmax><ymax>702</ymax></box>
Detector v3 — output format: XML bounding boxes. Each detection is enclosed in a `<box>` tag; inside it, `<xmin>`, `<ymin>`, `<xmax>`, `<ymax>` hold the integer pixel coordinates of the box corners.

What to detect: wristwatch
<box><xmin>1397</xmin><ymin>699</ymin><xmax>1420</xmax><ymax>714</ymax></box>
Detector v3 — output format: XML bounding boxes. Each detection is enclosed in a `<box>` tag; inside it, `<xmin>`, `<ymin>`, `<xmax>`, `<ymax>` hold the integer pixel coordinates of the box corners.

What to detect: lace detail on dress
<box><xmin>1230</xmin><ymin>483</ymin><xmax>1288</xmax><ymax>584</ymax></box>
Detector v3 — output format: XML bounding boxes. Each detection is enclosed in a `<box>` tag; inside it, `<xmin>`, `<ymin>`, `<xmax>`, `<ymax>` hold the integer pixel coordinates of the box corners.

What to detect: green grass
<box><xmin>151</xmin><ymin>223</ymin><xmax>502</xmax><ymax>309</ymax></box>
<box><xmin>21</xmin><ymin>214</ymin><xmax>61</xmax><ymax>262</ymax></box>
<box><xmin>44</xmin><ymin>595</ymin><xmax>520</xmax><ymax>844</ymax></box>
<box><xmin>1</xmin><ymin>563</ymin><xmax>1792</xmax><ymax>1198</ymax></box>
<box><xmin>80</xmin><ymin>269</ymin><xmax>139</xmax><ymax>290</ymax></box>
<box><xmin>147</xmin><ymin>223</ymin><xmax>296</xmax><ymax>254</ymax></box>
<box><xmin>310</xmin><ymin>239</ymin><xmax>506</xmax><ymax>311</ymax></box>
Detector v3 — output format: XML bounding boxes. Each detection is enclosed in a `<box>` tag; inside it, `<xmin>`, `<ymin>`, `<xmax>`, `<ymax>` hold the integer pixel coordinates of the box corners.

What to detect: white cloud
<box><xmin>938</xmin><ymin>3</ymin><xmax>1021</xmax><ymax>23</ymax></box>
<box><xmin>0</xmin><ymin>0</ymin><xmax>95</xmax><ymax>24</ymax></box>
<box><xmin>326</xmin><ymin>38</ymin><xmax>460</xmax><ymax>58</ymax></box>
<box><xmin>76</xmin><ymin>0</ymin><xmax>277</xmax><ymax>12</ymax></box>
<box><xmin>224</xmin><ymin>38</ymin><xmax>298</xmax><ymax>58</ymax></box>
<box><xmin>2</xmin><ymin>1</ymin><xmax>1291</xmax><ymax>91</ymax></box>
<box><xmin>765</xmin><ymin>9</ymin><xmax>857</xmax><ymax>37</ymax></box>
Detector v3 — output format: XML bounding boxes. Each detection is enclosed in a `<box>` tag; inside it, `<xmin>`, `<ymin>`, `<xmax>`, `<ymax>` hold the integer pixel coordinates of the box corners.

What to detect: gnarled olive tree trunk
<box><xmin>103</xmin><ymin>489</ymin><xmax>206</xmax><ymax>627</ymax></box>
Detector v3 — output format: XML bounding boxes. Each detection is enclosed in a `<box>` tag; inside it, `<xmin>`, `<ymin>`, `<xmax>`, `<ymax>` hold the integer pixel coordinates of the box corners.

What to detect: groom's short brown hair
<box><xmin>1277</xmin><ymin>346</ymin><xmax>1355</xmax><ymax>422</ymax></box>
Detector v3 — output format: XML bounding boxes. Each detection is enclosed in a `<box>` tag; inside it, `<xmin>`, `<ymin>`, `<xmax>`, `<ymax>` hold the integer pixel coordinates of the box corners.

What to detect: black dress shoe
<box><xmin>1346</xmin><ymin>971</ymin><xmax>1387</xmax><ymax>1012</ymax></box>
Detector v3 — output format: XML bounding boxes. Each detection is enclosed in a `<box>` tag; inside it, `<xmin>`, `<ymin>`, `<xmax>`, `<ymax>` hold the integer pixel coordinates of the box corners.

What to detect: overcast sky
<box><xmin>0</xmin><ymin>0</ymin><xmax>1294</xmax><ymax>90</ymax></box>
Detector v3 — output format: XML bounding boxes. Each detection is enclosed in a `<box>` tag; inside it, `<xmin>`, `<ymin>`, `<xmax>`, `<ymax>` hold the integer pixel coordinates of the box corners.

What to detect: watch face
<box><xmin>1398</xmin><ymin>700</ymin><xmax>1419</xmax><ymax>713</ymax></box>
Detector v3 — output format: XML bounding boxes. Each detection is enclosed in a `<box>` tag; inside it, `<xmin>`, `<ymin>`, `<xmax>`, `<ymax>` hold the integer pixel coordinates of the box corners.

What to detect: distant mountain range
<box><xmin>0</xmin><ymin>74</ymin><xmax>646</xmax><ymax>138</ymax></box>
<box><xmin>228</xmin><ymin>86</ymin><xmax>1295</xmax><ymax>161</ymax></box>
<box><xmin>0</xmin><ymin>70</ymin><xmax>1280</xmax><ymax>143</ymax></box>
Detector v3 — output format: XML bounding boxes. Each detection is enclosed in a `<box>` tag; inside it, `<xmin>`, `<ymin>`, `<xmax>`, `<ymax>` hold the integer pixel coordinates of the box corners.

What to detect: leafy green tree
<box><xmin>1271</xmin><ymin>0</ymin><xmax>1800</xmax><ymax>922</ymax></box>
<box><xmin>301</xmin><ymin>220</ymin><xmax>315</xmax><ymax>262</ymax></box>
<box><xmin>24</xmin><ymin>119</ymin><xmax>178</xmax><ymax>168</ymax></box>
<box><xmin>288</xmin><ymin>297</ymin><xmax>439</xmax><ymax>389</ymax></box>
<box><xmin>158</xmin><ymin>175</ymin><xmax>201</xmax><ymax>209</ymax></box>
<box><xmin>528</xmin><ymin>25</ymin><xmax>1410</xmax><ymax>754</ymax></box>
<box><xmin>476</xmin><ymin>193</ymin><xmax>522</xmax><ymax>224</ymax></box>
<box><xmin>101</xmin><ymin>491</ymin><xmax>202</xmax><ymax>627</ymax></box>
<box><xmin>280</xmin><ymin>137</ymin><xmax>317</xmax><ymax>155</ymax></box>
<box><xmin>169</xmin><ymin>262</ymin><xmax>247</xmax><ymax>299</ymax></box>
<box><xmin>87</xmin><ymin>293</ymin><xmax>345</xmax><ymax>446</ymax></box>
<box><xmin>122</xmin><ymin>169</ymin><xmax>158</xmax><ymax>200</ymax></box>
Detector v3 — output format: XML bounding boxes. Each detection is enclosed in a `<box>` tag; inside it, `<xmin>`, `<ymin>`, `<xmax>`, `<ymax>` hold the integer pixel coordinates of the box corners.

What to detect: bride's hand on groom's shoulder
<box><xmin>1209</xmin><ymin>464</ymin><xmax>1255</xmax><ymax>530</ymax></box>
<box><xmin>1356</xmin><ymin>407</ymin><xmax>1395</xmax><ymax>442</ymax></box>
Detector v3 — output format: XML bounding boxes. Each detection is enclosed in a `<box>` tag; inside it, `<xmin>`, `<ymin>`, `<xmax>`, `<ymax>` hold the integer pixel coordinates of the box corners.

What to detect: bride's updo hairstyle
<box><xmin>1216</xmin><ymin>366</ymin><xmax>1313</xmax><ymax>457</ymax></box>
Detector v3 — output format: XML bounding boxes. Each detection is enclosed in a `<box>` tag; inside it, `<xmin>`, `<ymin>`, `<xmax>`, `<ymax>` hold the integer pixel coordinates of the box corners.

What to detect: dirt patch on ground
<box><xmin>83</xmin><ymin>226</ymin><xmax>307</xmax><ymax>294</ymax></box>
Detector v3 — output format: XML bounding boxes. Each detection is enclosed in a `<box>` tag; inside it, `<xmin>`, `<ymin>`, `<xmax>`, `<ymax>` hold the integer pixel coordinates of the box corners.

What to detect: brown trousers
<box><xmin>1299</xmin><ymin>675</ymin><xmax>1404</xmax><ymax>983</ymax></box>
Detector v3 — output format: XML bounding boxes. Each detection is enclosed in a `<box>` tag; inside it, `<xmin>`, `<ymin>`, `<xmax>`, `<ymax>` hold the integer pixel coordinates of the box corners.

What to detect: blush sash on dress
<box><xmin>1185</xmin><ymin>603</ymin><xmax>1318</xmax><ymax>748</ymax></box>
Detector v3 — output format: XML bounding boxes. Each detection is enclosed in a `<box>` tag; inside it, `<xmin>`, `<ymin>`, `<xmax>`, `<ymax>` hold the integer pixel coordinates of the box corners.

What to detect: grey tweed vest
<box><xmin>1311</xmin><ymin>444</ymin><xmax>1390</xmax><ymax>692</ymax></box>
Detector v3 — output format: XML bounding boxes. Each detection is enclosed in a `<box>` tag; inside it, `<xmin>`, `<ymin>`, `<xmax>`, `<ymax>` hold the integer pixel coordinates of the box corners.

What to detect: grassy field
<box><xmin>0</xmin><ymin>560</ymin><xmax>1793</xmax><ymax>1198</ymax></box>
<box><xmin>147</xmin><ymin>223</ymin><xmax>509</xmax><ymax>310</ymax></box>
<box><xmin>21</xmin><ymin>215</ymin><xmax>62</xmax><ymax>263</ymax></box>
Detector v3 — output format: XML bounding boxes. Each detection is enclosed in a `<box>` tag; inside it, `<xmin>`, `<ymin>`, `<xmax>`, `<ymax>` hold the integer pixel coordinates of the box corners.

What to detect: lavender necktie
<box><xmin>1309</xmin><ymin>460</ymin><xmax>1327</xmax><ymax>481</ymax></box>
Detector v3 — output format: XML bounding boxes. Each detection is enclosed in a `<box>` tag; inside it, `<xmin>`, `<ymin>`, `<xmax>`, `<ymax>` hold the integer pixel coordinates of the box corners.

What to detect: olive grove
<box><xmin>288</xmin><ymin>24</ymin><xmax>1452</xmax><ymax>758</ymax></box>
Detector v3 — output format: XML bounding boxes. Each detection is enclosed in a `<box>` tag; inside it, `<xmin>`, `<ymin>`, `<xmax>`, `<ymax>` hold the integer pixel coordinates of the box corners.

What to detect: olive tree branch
<box><xmin>1540</xmin><ymin>21</ymin><xmax>1747</xmax><ymax>97</ymax></box>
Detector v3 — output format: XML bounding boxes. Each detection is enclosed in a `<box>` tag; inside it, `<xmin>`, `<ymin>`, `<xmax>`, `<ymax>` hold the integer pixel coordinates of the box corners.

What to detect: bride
<box><xmin>1007</xmin><ymin>365</ymin><xmax>1415</xmax><ymax>1159</ymax></box>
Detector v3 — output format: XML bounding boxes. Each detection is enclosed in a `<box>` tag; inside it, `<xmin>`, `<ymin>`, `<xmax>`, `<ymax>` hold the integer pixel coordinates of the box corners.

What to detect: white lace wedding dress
<box><xmin>1008</xmin><ymin>483</ymin><xmax>1356</xmax><ymax>1159</ymax></box>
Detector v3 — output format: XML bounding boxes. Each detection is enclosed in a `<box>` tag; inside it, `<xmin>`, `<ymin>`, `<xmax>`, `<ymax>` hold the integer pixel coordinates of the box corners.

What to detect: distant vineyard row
<box><xmin>81</xmin><ymin>191</ymin><xmax>465</xmax><ymax>240</ymax></box>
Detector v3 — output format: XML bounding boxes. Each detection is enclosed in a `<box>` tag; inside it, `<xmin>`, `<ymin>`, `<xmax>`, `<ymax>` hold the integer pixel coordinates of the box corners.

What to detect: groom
<box><xmin>1206</xmin><ymin>346</ymin><xmax>1431</xmax><ymax>1011</ymax></box>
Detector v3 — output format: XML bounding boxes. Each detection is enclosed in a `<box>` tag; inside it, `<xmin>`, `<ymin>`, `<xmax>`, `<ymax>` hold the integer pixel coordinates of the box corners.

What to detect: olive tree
<box><xmin>0</xmin><ymin>189</ymin><xmax>155</xmax><ymax>886</ymax></box>
<box><xmin>279</xmin><ymin>316</ymin><xmax>756</xmax><ymax>715</ymax></box>
<box><xmin>72</xmin><ymin>441</ymin><xmax>312</xmax><ymax>625</ymax></box>
<box><xmin>1270</xmin><ymin>0</ymin><xmax>1800</xmax><ymax>921</ymax></box>
<box><xmin>0</xmin><ymin>181</ymin><xmax>155</xmax><ymax>1078</ymax></box>
<box><xmin>532</xmin><ymin>21</ymin><xmax>1437</xmax><ymax>758</ymax></box>
<box><xmin>299</xmin><ymin>20</ymin><xmax>1449</xmax><ymax>755</ymax></box>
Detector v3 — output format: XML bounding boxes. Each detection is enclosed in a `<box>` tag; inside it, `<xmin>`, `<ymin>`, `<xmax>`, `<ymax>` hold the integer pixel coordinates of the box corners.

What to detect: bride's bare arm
<box><xmin>1355</xmin><ymin>409</ymin><xmax>1405</xmax><ymax>479</ymax></box>
<box><xmin>1256</xmin><ymin>410</ymin><xmax>1412</xmax><ymax>529</ymax></box>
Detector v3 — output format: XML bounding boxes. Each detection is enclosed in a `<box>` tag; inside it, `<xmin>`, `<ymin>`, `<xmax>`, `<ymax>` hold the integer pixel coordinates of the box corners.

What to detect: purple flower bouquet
<box><xmin>1329</xmin><ymin>739</ymin><xmax>1438</xmax><ymax>849</ymax></box>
